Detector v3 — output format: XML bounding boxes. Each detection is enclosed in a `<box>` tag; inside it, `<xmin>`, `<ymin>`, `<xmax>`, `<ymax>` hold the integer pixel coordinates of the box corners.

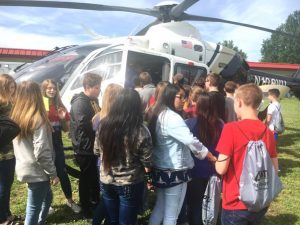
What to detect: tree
<box><xmin>219</xmin><ymin>40</ymin><xmax>248</xmax><ymax>60</ymax></box>
<box><xmin>261</xmin><ymin>10</ymin><xmax>300</xmax><ymax>64</ymax></box>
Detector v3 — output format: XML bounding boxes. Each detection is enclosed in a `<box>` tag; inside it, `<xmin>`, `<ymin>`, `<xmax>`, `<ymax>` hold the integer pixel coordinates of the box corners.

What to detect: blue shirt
<box><xmin>185</xmin><ymin>118</ymin><xmax>223</xmax><ymax>178</ymax></box>
<box><xmin>152</xmin><ymin>108</ymin><xmax>208</xmax><ymax>170</ymax></box>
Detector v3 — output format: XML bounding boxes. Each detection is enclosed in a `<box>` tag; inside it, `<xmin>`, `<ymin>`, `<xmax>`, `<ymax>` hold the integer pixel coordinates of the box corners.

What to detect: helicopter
<box><xmin>1</xmin><ymin>0</ymin><xmax>299</xmax><ymax>110</ymax></box>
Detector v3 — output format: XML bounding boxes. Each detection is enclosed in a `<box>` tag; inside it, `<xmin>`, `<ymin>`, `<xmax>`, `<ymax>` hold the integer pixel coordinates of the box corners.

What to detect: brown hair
<box><xmin>144</xmin><ymin>81</ymin><xmax>169</xmax><ymax>122</ymax></box>
<box><xmin>196</xmin><ymin>92</ymin><xmax>221</xmax><ymax>146</ymax></box>
<box><xmin>139</xmin><ymin>72</ymin><xmax>152</xmax><ymax>86</ymax></box>
<box><xmin>224</xmin><ymin>81</ymin><xmax>238</xmax><ymax>94</ymax></box>
<box><xmin>235</xmin><ymin>83</ymin><xmax>263</xmax><ymax>109</ymax></box>
<box><xmin>0</xmin><ymin>74</ymin><xmax>16</xmax><ymax>105</ymax></box>
<box><xmin>10</xmin><ymin>81</ymin><xmax>51</xmax><ymax>139</ymax></box>
<box><xmin>206</xmin><ymin>73</ymin><xmax>220</xmax><ymax>87</ymax></box>
<box><xmin>190</xmin><ymin>85</ymin><xmax>205</xmax><ymax>102</ymax></box>
<box><xmin>173</xmin><ymin>73</ymin><xmax>184</xmax><ymax>85</ymax></box>
<box><xmin>268</xmin><ymin>88</ymin><xmax>280</xmax><ymax>98</ymax></box>
<box><xmin>155</xmin><ymin>81</ymin><xmax>167</xmax><ymax>98</ymax></box>
<box><xmin>192</xmin><ymin>76</ymin><xmax>205</xmax><ymax>89</ymax></box>
<box><xmin>41</xmin><ymin>79</ymin><xmax>66</xmax><ymax>110</ymax></box>
<box><xmin>83</xmin><ymin>73</ymin><xmax>102</xmax><ymax>89</ymax></box>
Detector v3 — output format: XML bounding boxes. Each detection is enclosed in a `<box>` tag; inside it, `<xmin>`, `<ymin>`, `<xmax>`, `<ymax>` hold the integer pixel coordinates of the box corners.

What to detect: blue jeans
<box><xmin>52</xmin><ymin>126</ymin><xmax>72</xmax><ymax>199</ymax></box>
<box><xmin>0</xmin><ymin>158</ymin><xmax>15</xmax><ymax>223</ymax></box>
<box><xmin>25</xmin><ymin>181</ymin><xmax>52</xmax><ymax>225</ymax></box>
<box><xmin>92</xmin><ymin>195</ymin><xmax>109</xmax><ymax>225</ymax></box>
<box><xmin>221</xmin><ymin>208</ymin><xmax>268</xmax><ymax>225</ymax></box>
<box><xmin>101</xmin><ymin>182</ymin><xmax>144</xmax><ymax>225</ymax></box>
<box><xmin>186</xmin><ymin>177</ymin><xmax>209</xmax><ymax>225</ymax></box>
<box><xmin>273</xmin><ymin>132</ymin><xmax>278</xmax><ymax>141</ymax></box>
<box><xmin>149</xmin><ymin>182</ymin><xmax>187</xmax><ymax>225</ymax></box>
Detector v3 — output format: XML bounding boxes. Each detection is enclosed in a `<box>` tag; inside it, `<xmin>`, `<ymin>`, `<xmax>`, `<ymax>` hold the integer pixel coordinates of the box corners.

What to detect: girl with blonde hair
<box><xmin>92</xmin><ymin>83</ymin><xmax>123</xmax><ymax>131</ymax></box>
<box><xmin>0</xmin><ymin>74</ymin><xmax>19</xmax><ymax>225</ymax></box>
<box><xmin>11</xmin><ymin>81</ymin><xmax>59</xmax><ymax>225</ymax></box>
<box><xmin>41</xmin><ymin>79</ymin><xmax>81</xmax><ymax>213</ymax></box>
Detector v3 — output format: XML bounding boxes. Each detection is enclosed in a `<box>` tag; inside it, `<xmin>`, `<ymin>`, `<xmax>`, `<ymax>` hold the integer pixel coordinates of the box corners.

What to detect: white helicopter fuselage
<box><xmin>61</xmin><ymin>21</ymin><xmax>238</xmax><ymax>110</ymax></box>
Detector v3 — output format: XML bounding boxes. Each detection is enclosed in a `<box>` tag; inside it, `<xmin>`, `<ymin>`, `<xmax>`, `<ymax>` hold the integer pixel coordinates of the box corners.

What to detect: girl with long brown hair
<box><xmin>41</xmin><ymin>79</ymin><xmax>81</xmax><ymax>213</ymax></box>
<box><xmin>185</xmin><ymin>92</ymin><xmax>224</xmax><ymax>225</ymax></box>
<box><xmin>97</xmin><ymin>89</ymin><xmax>152</xmax><ymax>225</ymax></box>
<box><xmin>92</xmin><ymin>83</ymin><xmax>123</xmax><ymax>225</ymax></box>
<box><xmin>11</xmin><ymin>81</ymin><xmax>59</xmax><ymax>225</ymax></box>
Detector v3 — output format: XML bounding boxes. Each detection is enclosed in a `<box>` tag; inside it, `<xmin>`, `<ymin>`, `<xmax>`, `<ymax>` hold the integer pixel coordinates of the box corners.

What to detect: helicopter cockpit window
<box><xmin>13</xmin><ymin>44</ymin><xmax>108</xmax><ymax>88</ymax></box>
<box><xmin>174</xmin><ymin>63</ymin><xmax>207</xmax><ymax>86</ymax></box>
<box><xmin>71</xmin><ymin>51</ymin><xmax>122</xmax><ymax>90</ymax></box>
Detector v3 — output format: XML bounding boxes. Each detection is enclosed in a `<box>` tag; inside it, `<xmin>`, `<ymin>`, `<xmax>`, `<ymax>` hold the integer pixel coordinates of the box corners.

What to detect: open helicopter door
<box><xmin>124</xmin><ymin>51</ymin><xmax>171</xmax><ymax>88</ymax></box>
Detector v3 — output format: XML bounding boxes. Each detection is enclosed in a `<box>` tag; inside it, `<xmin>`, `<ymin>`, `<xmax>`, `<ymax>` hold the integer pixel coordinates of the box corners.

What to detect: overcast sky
<box><xmin>0</xmin><ymin>0</ymin><xmax>299</xmax><ymax>61</ymax></box>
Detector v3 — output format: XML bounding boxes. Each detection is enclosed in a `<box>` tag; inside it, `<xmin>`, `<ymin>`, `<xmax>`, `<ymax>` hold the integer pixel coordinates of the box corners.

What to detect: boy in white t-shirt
<box><xmin>266</xmin><ymin>88</ymin><xmax>281</xmax><ymax>141</ymax></box>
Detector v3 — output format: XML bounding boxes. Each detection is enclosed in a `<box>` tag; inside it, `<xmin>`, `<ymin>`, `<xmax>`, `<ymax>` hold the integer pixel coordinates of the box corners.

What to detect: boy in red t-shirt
<box><xmin>215</xmin><ymin>83</ymin><xmax>279</xmax><ymax>225</ymax></box>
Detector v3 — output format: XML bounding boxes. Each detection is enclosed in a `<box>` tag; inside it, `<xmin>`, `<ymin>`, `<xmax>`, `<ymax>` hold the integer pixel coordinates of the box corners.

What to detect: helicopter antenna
<box><xmin>81</xmin><ymin>24</ymin><xmax>106</xmax><ymax>40</ymax></box>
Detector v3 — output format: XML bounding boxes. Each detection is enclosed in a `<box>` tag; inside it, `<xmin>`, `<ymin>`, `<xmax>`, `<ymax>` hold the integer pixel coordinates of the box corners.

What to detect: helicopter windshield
<box><xmin>13</xmin><ymin>44</ymin><xmax>108</xmax><ymax>88</ymax></box>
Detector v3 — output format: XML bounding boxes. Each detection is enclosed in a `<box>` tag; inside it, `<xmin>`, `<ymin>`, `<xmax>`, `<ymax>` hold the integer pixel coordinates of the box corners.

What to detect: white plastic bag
<box><xmin>202</xmin><ymin>174</ymin><xmax>222</xmax><ymax>225</ymax></box>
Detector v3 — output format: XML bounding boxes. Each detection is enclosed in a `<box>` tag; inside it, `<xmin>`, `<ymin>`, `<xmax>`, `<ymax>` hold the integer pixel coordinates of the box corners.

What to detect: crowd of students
<box><xmin>0</xmin><ymin>71</ymin><xmax>283</xmax><ymax>225</ymax></box>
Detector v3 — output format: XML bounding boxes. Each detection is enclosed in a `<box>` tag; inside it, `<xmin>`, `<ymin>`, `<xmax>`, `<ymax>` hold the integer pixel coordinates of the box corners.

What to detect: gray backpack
<box><xmin>236</xmin><ymin>126</ymin><xmax>283</xmax><ymax>212</ymax></box>
<box><xmin>274</xmin><ymin>106</ymin><xmax>285</xmax><ymax>134</ymax></box>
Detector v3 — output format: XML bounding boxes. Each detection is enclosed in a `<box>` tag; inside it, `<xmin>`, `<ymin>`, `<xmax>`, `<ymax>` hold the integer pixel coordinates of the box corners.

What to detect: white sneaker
<box><xmin>48</xmin><ymin>206</ymin><xmax>55</xmax><ymax>215</ymax></box>
<box><xmin>66</xmin><ymin>201</ymin><xmax>81</xmax><ymax>213</ymax></box>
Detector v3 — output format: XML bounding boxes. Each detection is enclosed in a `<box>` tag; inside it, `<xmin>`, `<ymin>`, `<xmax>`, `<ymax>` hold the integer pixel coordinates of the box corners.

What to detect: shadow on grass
<box><xmin>278</xmin><ymin>158</ymin><xmax>299</xmax><ymax>177</ymax></box>
<box><xmin>47</xmin><ymin>204</ymin><xmax>86</xmax><ymax>224</ymax></box>
<box><xmin>277</xmin><ymin>126</ymin><xmax>300</xmax><ymax>148</ymax></box>
<box><xmin>262</xmin><ymin>213</ymin><xmax>299</xmax><ymax>225</ymax></box>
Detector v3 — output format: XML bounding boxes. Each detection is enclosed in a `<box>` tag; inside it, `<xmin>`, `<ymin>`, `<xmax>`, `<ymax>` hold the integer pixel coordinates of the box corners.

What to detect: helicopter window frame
<box><xmin>70</xmin><ymin>50</ymin><xmax>123</xmax><ymax>90</ymax></box>
<box><xmin>174</xmin><ymin>63</ymin><xmax>207</xmax><ymax>86</ymax></box>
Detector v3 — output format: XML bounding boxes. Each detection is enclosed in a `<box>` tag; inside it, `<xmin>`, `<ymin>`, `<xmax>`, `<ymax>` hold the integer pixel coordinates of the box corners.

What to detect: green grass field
<box><xmin>10</xmin><ymin>97</ymin><xmax>300</xmax><ymax>225</ymax></box>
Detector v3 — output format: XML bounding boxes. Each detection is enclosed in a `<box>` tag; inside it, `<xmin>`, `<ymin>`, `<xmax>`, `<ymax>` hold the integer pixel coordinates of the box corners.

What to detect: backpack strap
<box><xmin>236</xmin><ymin>123</ymin><xmax>268</xmax><ymax>142</ymax></box>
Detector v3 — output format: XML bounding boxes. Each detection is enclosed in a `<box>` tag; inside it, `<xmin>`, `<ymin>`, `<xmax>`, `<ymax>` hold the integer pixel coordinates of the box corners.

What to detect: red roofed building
<box><xmin>247</xmin><ymin>61</ymin><xmax>300</xmax><ymax>77</ymax></box>
<box><xmin>1</xmin><ymin>47</ymin><xmax>299</xmax><ymax>77</ymax></box>
<box><xmin>0</xmin><ymin>47</ymin><xmax>50</xmax><ymax>62</ymax></box>
<box><xmin>0</xmin><ymin>47</ymin><xmax>51</xmax><ymax>73</ymax></box>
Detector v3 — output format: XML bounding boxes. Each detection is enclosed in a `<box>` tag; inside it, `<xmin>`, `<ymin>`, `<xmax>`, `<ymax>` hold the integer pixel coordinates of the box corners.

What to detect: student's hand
<box><xmin>57</xmin><ymin>107</ymin><xmax>67</xmax><ymax>120</ymax></box>
<box><xmin>51</xmin><ymin>177</ymin><xmax>60</xmax><ymax>186</ymax></box>
<box><xmin>206</xmin><ymin>152</ymin><xmax>217</xmax><ymax>163</ymax></box>
<box><xmin>144</xmin><ymin>169</ymin><xmax>155</xmax><ymax>192</ymax></box>
<box><xmin>147</xmin><ymin>182</ymin><xmax>155</xmax><ymax>192</ymax></box>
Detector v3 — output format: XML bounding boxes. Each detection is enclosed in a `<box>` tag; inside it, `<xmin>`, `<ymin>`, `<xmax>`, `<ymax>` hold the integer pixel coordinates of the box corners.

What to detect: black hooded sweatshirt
<box><xmin>70</xmin><ymin>92</ymin><xmax>100</xmax><ymax>155</ymax></box>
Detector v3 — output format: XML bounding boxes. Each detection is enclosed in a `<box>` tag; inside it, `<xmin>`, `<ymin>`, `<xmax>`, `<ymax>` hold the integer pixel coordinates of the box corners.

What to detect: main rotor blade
<box><xmin>170</xmin><ymin>0</ymin><xmax>199</xmax><ymax>18</ymax></box>
<box><xmin>180</xmin><ymin>13</ymin><xmax>294</xmax><ymax>37</ymax></box>
<box><xmin>0</xmin><ymin>0</ymin><xmax>160</xmax><ymax>18</ymax></box>
<box><xmin>136</xmin><ymin>19</ymin><xmax>161</xmax><ymax>35</ymax></box>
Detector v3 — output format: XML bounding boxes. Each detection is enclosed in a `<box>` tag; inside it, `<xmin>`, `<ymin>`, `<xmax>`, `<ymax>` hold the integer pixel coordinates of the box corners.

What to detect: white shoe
<box><xmin>66</xmin><ymin>201</ymin><xmax>81</xmax><ymax>213</ymax></box>
<box><xmin>48</xmin><ymin>206</ymin><xmax>55</xmax><ymax>215</ymax></box>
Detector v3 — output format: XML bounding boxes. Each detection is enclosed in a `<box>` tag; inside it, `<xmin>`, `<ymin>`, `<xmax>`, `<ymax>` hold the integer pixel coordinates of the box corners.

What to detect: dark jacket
<box><xmin>0</xmin><ymin>103</ymin><xmax>19</xmax><ymax>157</ymax></box>
<box><xmin>0</xmin><ymin>115</ymin><xmax>20</xmax><ymax>152</ymax></box>
<box><xmin>70</xmin><ymin>92</ymin><xmax>100</xmax><ymax>155</ymax></box>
